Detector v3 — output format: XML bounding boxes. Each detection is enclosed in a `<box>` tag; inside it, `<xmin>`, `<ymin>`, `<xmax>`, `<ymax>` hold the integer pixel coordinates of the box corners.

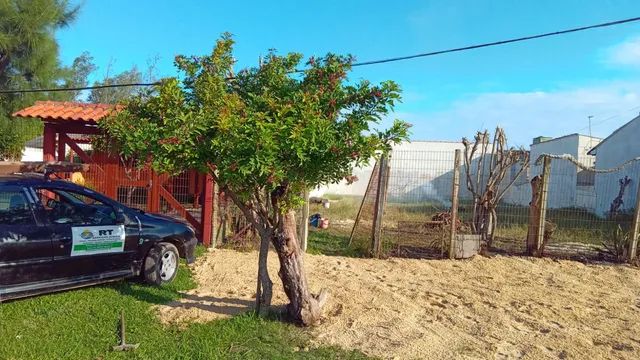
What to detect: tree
<box><xmin>64</xmin><ymin>51</ymin><xmax>97</xmax><ymax>100</ymax></box>
<box><xmin>0</xmin><ymin>0</ymin><xmax>80</xmax><ymax>159</ymax></box>
<box><xmin>88</xmin><ymin>65</ymin><xmax>144</xmax><ymax>104</ymax></box>
<box><xmin>462</xmin><ymin>128</ymin><xmax>529</xmax><ymax>245</ymax></box>
<box><xmin>100</xmin><ymin>34</ymin><xmax>409</xmax><ymax>325</ymax></box>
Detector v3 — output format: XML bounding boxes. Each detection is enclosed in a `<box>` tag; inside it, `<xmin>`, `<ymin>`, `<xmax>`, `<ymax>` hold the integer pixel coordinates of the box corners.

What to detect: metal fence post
<box><xmin>536</xmin><ymin>156</ymin><xmax>551</xmax><ymax>256</ymax></box>
<box><xmin>449</xmin><ymin>149</ymin><xmax>461</xmax><ymax>259</ymax></box>
<box><xmin>629</xmin><ymin>179</ymin><xmax>640</xmax><ymax>261</ymax></box>
<box><xmin>371</xmin><ymin>153</ymin><xmax>390</xmax><ymax>258</ymax></box>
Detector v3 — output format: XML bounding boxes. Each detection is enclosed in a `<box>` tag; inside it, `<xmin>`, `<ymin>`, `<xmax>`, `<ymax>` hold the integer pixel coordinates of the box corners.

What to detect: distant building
<box><xmin>320</xmin><ymin>141</ymin><xmax>465</xmax><ymax>203</ymax></box>
<box><xmin>20</xmin><ymin>135</ymin><xmax>92</xmax><ymax>162</ymax></box>
<box><xmin>588</xmin><ymin>115</ymin><xmax>640</xmax><ymax>217</ymax></box>
<box><xmin>21</xmin><ymin>136</ymin><xmax>45</xmax><ymax>162</ymax></box>
<box><xmin>502</xmin><ymin>133</ymin><xmax>601</xmax><ymax>209</ymax></box>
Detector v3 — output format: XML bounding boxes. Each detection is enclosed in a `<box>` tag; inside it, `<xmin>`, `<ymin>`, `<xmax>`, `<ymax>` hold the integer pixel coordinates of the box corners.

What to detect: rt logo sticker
<box><xmin>80</xmin><ymin>229</ymin><xmax>93</xmax><ymax>239</ymax></box>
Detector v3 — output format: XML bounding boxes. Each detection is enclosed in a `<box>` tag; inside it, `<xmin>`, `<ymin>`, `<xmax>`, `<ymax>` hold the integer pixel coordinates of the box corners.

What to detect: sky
<box><xmin>56</xmin><ymin>0</ymin><xmax>640</xmax><ymax>146</ymax></box>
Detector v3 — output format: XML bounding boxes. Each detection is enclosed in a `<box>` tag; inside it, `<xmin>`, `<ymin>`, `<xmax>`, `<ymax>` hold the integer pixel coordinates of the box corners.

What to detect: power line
<box><xmin>350</xmin><ymin>16</ymin><xmax>640</xmax><ymax>67</ymax></box>
<box><xmin>0</xmin><ymin>82</ymin><xmax>160</xmax><ymax>94</ymax></box>
<box><xmin>1</xmin><ymin>16</ymin><xmax>640</xmax><ymax>94</ymax></box>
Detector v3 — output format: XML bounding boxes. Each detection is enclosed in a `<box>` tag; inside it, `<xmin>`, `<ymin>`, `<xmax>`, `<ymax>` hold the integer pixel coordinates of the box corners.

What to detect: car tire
<box><xmin>144</xmin><ymin>242</ymin><xmax>180</xmax><ymax>285</ymax></box>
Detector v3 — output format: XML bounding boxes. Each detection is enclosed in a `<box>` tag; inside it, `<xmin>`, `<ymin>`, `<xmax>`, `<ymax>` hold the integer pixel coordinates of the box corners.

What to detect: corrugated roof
<box><xmin>12</xmin><ymin>101</ymin><xmax>122</xmax><ymax>123</ymax></box>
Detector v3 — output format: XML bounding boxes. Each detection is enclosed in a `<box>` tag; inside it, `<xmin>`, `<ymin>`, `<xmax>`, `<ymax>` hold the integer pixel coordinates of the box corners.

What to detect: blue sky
<box><xmin>57</xmin><ymin>0</ymin><xmax>640</xmax><ymax>146</ymax></box>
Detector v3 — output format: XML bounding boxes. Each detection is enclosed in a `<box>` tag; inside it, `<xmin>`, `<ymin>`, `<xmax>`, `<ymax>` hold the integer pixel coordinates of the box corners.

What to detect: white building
<box><xmin>524</xmin><ymin>134</ymin><xmax>601</xmax><ymax>209</ymax></box>
<box><xmin>20</xmin><ymin>136</ymin><xmax>92</xmax><ymax>162</ymax></box>
<box><xmin>588</xmin><ymin>115</ymin><xmax>640</xmax><ymax>217</ymax></box>
<box><xmin>320</xmin><ymin>141</ymin><xmax>465</xmax><ymax>203</ymax></box>
<box><xmin>21</xmin><ymin>136</ymin><xmax>45</xmax><ymax>161</ymax></box>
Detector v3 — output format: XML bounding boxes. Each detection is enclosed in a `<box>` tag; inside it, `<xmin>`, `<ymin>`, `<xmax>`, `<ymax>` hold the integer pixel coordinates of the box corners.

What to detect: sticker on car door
<box><xmin>70</xmin><ymin>225</ymin><xmax>126</xmax><ymax>256</ymax></box>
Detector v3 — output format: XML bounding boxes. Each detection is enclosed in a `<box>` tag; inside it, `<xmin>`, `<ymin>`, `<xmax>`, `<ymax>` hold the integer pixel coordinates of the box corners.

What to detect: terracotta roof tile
<box><xmin>12</xmin><ymin>101</ymin><xmax>123</xmax><ymax>123</ymax></box>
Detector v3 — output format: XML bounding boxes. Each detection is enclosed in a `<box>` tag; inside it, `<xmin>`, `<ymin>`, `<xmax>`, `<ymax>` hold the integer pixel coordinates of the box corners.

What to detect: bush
<box><xmin>601</xmin><ymin>225</ymin><xmax>630</xmax><ymax>262</ymax></box>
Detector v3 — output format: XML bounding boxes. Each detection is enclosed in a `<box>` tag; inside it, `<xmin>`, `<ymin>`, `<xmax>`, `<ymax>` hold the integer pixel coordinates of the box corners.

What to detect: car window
<box><xmin>0</xmin><ymin>190</ymin><xmax>36</xmax><ymax>225</ymax></box>
<box><xmin>35</xmin><ymin>188</ymin><xmax>117</xmax><ymax>226</ymax></box>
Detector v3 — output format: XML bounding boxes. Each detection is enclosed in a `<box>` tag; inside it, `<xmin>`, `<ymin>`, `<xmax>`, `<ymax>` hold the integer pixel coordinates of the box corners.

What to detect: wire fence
<box><xmin>381</xmin><ymin>150</ymin><xmax>455</xmax><ymax>258</ymax></box>
<box><xmin>543</xmin><ymin>156</ymin><xmax>639</xmax><ymax>261</ymax></box>
<box><xmin>350</xmin><ymin>148</ymin><xmax>640</xmax><ymax>262</ymax></box>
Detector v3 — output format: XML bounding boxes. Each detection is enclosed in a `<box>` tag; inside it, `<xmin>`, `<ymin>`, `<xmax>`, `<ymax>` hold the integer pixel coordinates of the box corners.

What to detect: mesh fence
<box><xmin>543</xmin><ymin>156</ymin><xmax>639</xmax><ymax>261</ymax></box>
<box><xmin>458</xmin><ymin>154</ymin><xmax>531</xmax><ymax>256</ymax></box>
<box><xmin>381</xmin><ymin>150</ymin><xmax>456</xmax><ymax>258</ymax></box>
<box><xmin>349</xmin><ymin>148</ymin><xmax>640</xmax><ymax>262</ymax></box>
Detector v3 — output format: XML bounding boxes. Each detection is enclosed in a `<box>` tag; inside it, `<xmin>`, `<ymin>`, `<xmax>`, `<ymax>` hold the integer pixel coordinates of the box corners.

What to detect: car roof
<box><xmin>0</xmin><ymin>174</ymin><xmax>76</xmax><ymax>188</ymax></box>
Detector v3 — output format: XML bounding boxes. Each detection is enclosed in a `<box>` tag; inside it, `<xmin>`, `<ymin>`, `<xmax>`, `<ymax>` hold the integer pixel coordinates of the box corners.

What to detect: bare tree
<box><xmin>462</xmin><ymin>127</ymin><xmax>530</xmax><ymax>245</ymax></box>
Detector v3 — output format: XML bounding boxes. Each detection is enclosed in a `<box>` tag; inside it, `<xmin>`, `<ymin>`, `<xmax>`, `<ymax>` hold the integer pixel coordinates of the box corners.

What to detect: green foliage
<box><xmin>602</xmin><ymin>224</ymin><xmax>630</xmax><ymax>262</ymax></box>
<box><xmin>88</xmin><ymin>65</ymin><xmax>144</xmax><ymax>104</ymax></box>
<box><xmin>101</xmin><ymin>34</ymin><xmax>409</xmax><ymax>214</ymax></box>
<box><xmin>0</xmin><ymin>0</ymin><xmax>80</xmax><ymax>159</ymax></box>
<box><xmin>64</xmin><ymin>51</ymin><xmax>97</xmax><ymax>99</ymax></box>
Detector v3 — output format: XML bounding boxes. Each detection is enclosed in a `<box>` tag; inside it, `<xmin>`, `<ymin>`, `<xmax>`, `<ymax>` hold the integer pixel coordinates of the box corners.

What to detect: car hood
<box><xmin>142</xmin><ymin>212</ymin><xmax>190</xmax><ymax>226</ymax></box>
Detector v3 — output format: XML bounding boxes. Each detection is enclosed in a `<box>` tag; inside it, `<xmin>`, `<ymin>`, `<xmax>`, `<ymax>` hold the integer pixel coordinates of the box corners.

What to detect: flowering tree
<box><xmin>100</xmin><ymin>34</ymin><xmax>409</xmax><ymax>325</ymax></box>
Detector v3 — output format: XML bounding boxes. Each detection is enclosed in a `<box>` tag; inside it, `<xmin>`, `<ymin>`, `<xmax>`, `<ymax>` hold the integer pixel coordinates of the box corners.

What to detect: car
<box><xmin>0</xmin><ymin>174</ymin><xmax>197</xmax><ymax>302</ymax></box>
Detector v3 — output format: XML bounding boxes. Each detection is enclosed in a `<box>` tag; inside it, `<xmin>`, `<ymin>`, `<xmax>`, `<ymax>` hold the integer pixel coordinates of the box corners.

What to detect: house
<box><xmin>501</xmin><ymin>133</ymin><xmax>601</xmax><ymax>209</ymax></box>
<box><xmin>531</xmin><ymin>133</ymin><xmax>600</xmax><ymax>209</ymax></box>
<box><xmin>588</xmin><ymin>115</ymin><xmax>640</xmax><ymax>217</ymax></box>
<box><xmin>21</xmin><ymin>136</ymin><xmax>45</xmax><ymax>162</ymax></box>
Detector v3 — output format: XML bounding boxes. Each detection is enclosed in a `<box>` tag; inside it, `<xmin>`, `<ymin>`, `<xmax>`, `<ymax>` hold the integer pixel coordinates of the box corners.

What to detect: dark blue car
<box><xmin>0</xmin><ymin>174</ymin><xmax>197</xmax><ymax>302</ymax></box>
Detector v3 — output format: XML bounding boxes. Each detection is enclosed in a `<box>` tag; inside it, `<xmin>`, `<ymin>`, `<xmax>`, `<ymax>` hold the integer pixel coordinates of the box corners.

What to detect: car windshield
<box><xmin>55</xmin><ymin>190</ymin><xmax>93</xmax><ymax>205</ymax></box>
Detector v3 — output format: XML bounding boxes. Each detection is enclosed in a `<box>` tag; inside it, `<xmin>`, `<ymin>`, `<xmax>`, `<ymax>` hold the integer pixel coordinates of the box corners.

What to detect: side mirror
<box><xmin>115</xmin><ymin>209</ymin><xmax>127</xmax><ymax>225</ymax></box>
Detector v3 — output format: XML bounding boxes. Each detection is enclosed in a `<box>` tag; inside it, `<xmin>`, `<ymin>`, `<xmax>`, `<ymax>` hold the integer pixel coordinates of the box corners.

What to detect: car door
<box><xmin>35</xmin><ymin>186</ymin><xmax>138</xmax><ymax>281</ymax></box>
<box><xmin>0</xmin><ymin>187</ymin><xmax>54</xmax><ymax>295</ymax></box>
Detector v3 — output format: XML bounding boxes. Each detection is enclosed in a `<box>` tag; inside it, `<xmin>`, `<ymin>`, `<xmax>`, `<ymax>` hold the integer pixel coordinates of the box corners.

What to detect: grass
<box><xmin>0</xmin><ymin>246</ymin><xmax>370</xmax><ymax>360</ymax></box>
<box><xmin>307</xmin><ymin>228</ymin><xmax>366</xmax><ymax>257</ymax></box>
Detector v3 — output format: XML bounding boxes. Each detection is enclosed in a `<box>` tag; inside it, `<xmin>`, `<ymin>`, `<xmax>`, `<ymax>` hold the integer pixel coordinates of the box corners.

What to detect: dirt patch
<box><xmin>157</xmin><ymin>249</ymin><xmax>640</xmax><ymax>359</ymax></box>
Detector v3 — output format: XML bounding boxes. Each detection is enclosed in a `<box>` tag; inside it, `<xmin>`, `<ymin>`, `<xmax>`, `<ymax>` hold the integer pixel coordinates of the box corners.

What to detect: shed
<box><xmin>12</xmin><ymin>101</ymin><xmax>215</xmax><ymax>245</ymax></box>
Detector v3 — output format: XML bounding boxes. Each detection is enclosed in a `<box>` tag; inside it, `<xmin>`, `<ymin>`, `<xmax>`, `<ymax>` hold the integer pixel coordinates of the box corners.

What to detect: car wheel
<box><xmin>144</xmin><ymin>243</ymin><xmax>180</xmax><ymax>285</ymax></box>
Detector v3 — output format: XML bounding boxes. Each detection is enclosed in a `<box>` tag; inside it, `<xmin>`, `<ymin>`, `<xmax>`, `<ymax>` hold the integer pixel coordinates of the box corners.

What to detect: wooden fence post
<box><xmin>449</xmin><ymin>149</ymin><xmax>461</xmax><ymax>259</ymax></box>
<box><xmin>629</xmin><ymin>179</ymin><xmax>640</xmax><ymax>261</ymax></box>
<box><xmin>371</xmin><ymin>153</ymin><xmax>390</xmax><ymax>258</ymax></box>
<box><xmin>348</xmin><ymin>160</ymin><xmax>379</xmax><ymax>246</ymax></box>
<box><xmin>299</xmin><ymin>189</ymin><xmax>310</xmax><ymax>252</ymax></box>
<box><xmin>536</xmin><ymin>156</ymin><xmax>551</xmax><ymax>256</ymax></box>
<box><xmin>201</xmin><ymin>174</ymin><xmax>214</xmax><ymax>247</ymax></box>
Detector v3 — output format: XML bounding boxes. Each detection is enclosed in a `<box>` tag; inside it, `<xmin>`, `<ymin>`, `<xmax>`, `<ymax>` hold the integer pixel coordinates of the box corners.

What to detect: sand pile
<box><xmin>156</xmin><ymin>249</ymin><xmax>640</xmax><ymax>359</ymax></box>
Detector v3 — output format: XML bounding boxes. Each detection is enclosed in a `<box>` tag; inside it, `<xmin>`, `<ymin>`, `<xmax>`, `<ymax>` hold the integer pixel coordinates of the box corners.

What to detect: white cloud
<box><xmin>605</xmin><ymin>36</ymin><xmax>640</xmax><ymax>68</ymax></box>
<box><xmin>393</xmin><ymin>81</ymin><xmax>640</xmax><ymax>146</ymax></box>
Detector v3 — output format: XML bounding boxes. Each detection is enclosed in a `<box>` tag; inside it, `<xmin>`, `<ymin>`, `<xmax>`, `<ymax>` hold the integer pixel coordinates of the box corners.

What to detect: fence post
<box><xmin>201</xmin><ymin>174</ymin><xmax>214</xmax><ymax>247</ymax></box>
<box><xmin>371</xmin><ymin>153</ymin><xmax>390</xmax><ymax>258</ymax></box>
<box><xmin>299</xmin><ymin>189</ymin><xmax>310</xmax><ymax>252</ymax></box>
<box><xmin>449</xmin><ymin>149</ymin><xmax>461</xmax><ymax>259</ymax></box>
<box><xmin>348</xmin><ymin>160</ymin><xmax>379</xmax><ymax>246</ymax></box>
<box><xmin>629</xmin><ymin>179</ymin><xmax>640</xmax><ymax>261</ymax></box>
<box><xmin>536</xmin><ymin>156</ymin><xmax>551</xmax><ymax>256</ymax></box>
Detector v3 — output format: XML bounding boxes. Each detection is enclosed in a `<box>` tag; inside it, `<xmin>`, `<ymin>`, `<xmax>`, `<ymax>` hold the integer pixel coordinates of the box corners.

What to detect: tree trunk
<box><xmin>271</xmin><ymin>210</ymin><xmax>328</xmax><ymax>326</ymax></box>
<box><xmin>255</xmin><ymin>232</ymin><xmax>273</xmax><ymax>315</ymax></box>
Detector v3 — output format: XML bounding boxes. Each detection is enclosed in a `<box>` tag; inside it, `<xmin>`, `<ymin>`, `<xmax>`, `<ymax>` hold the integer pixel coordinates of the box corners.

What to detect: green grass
<box><xmin>0</xmin><ymin>246</ymin><xmax>370</xmax><ymax>360</ymax></box>
<box><xmin>307</xmin><ymin>228</ymin><xmax>366</xmax><ymax>257</ymax></box>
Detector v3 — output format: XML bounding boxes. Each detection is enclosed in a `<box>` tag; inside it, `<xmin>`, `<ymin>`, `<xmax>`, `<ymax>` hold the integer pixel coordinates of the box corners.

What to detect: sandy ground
<box><xmin>157</xmin><ymin>249</ymin><xmax>640</xmax><ymax>359</ymax></box>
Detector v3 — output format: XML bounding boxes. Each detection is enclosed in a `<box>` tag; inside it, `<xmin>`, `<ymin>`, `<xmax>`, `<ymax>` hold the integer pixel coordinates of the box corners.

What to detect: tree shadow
<box><xmin>112</xmin><ymin>282</ymin><xmax>180</xmax><ymax>304</ymax></box>
<box><xmin>162</xmin><ymin>293</ymin><xmax>256</xmax><ymax>317</ymax></box>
